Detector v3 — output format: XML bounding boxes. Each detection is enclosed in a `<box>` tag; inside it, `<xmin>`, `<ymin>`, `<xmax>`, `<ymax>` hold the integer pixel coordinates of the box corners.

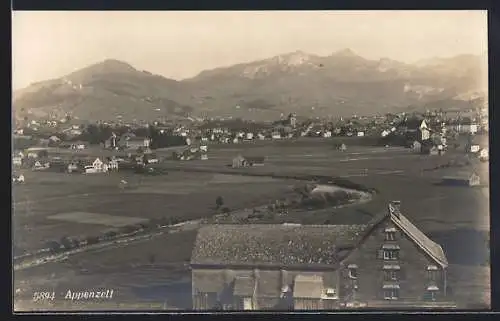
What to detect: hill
<box><xmin>13</xmin><ymin>59</ymin><xmax>194</xmax><ymax>121</ymax></box>
<box><xmin>13</xmin><ymin>50</ymin><xmax>488</xmax><ymax>121</ymax></box>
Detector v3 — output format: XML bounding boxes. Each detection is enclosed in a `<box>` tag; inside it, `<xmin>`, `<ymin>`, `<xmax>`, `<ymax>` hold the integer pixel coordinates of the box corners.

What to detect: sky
<box><xmin>12</xmin><ymin>10</ymin><xmax>488</xmax><ymax>90</ymax></box>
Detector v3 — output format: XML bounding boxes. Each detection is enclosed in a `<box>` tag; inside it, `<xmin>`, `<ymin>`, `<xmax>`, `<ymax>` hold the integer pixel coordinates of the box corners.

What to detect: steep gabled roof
<box><xmin>348</xmin><ymin>203</ymin><xmax>448</xmax><ymax>269</ymax></box>
<box><xmin>388</xmin><ymin>203</ymin><xmax>448</xmax><ymax>268</ymax></box>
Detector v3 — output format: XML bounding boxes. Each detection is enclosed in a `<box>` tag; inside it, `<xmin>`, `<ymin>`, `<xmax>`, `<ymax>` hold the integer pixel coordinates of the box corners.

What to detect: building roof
<box><xmin>388</xmin><ymin>203</ymin><xmax>448</xmax><ymax>268</ymax></box>
<box><xmin>243</xmin><ymin>156</ymin><xmax>265</xmax><ymax>163</ymax></box>
<box><xmin>191</xmin><ymin>224</ymin><xmax>366</xmax><ymax>268</ymax></box>
<box><xmin>293</xmin><ymin>275</ymin><xmax>324</xmax><ymax>299</ymax></box>
<box><xmin>192</xmin><ymin>202</ymin><xmax>449</xmax><ymax>270</ymax></box>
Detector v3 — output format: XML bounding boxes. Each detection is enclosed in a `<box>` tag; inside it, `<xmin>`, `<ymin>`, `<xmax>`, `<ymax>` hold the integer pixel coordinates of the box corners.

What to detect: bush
<box><xmin>122</xmin><ymin>225</ymin><xmax>138</xmax><ymax>234</ymax></box>
<box><xmin>104</xmin><ymin>231</ymin><xmax>118</xmax><ymax>239</ymax></box>
<box><xmin>60</xmin><ymin>236</ymin><xmax>75</xmax><ymax>250</ymax></box>
<box><xmin>170</xmin><ymin>216</ymin><xmax>181</xmax><ymax>225</ymax></box>
<box><xmin>46</xmin><ymin>241</ymin><xmax>62</xmax><ymax>254</ymax></box>
<box><xmin>86</xmin><ymin>236</ymin><xmax>99</xmax><ymax>245</ymax></box>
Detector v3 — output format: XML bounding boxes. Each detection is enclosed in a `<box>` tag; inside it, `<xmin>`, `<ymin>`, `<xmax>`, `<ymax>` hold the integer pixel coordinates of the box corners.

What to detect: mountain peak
<box><xmin>88</xmin><ymin>59</ymin><xmax>137</xmax><ymax>73</ymax></box>
<box><xmin>332</xmin><ymin>48</ymin><xmax>358</xmax><ymax>57</ymax></box>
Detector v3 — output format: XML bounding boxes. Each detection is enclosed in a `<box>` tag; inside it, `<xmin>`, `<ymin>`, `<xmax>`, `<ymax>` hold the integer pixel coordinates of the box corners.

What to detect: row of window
<box><xmin>384</xmin><ymin>288</ymin><xmax>439</xmax><ymax>301</ymax></box>
<box><xmin>348</xmin><ymin>265</ymin><xmax>438</xmax><ymax>282</ymax></box>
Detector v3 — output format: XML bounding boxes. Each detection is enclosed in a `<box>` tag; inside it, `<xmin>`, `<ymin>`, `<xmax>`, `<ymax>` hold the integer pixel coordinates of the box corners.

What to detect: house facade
<box><xmin>190</xmin><ymin>201</ymin><xmax>453</xmax><ymax>311</ymax></box>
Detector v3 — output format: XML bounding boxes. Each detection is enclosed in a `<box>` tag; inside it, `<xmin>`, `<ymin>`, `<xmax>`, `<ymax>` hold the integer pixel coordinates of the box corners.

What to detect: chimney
<box><xmin>389</xmin><ymin>201</ymin><xmax>401</xmax><ymax>218</ymax></box>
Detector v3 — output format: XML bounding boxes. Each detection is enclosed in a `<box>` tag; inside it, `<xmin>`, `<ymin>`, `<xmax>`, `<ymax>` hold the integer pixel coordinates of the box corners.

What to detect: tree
<box><xmin>215</xmin><ymin>196</ymin><xmax>224</xmax><ymax>209</ymax></box>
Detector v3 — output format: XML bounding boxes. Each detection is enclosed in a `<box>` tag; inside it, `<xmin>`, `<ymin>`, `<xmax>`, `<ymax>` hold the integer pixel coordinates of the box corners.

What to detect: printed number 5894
<box><xmin>33</xmin><ymin>292</ymin><xmax>55</xmax><ymax>302</ymax></box>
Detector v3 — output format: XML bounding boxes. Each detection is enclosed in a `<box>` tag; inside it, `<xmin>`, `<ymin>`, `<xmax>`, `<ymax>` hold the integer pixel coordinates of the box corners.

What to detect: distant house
<box><xmin>441</xmin><ymin>172</ymin><xmax>480</xmax><ymax>187</ymax></box>
<box><xmin>411</xmin><ymin>141</ymin><xmax>422</xmax><ymax>153</ymax></box>
<box><xmin>67</xmin><ymin>162</ymin><xmax>81</xmax><ymax>174</ymax></box>
<box><xmin>71</xmin><ymin>141</ymin><xmax>87</xmax><ymax>150</ymax></box>
<box><xmin>323</xmin><ymin>131</ymin><xmax>332</xmax><ymax>138</ymax></box>
<box><xmin>190</xmin><ymin>201</ymin><xmax>452</xmax><ymax>310</ymax></box>
<box><xmin>470</xmin><ymin>144</ymin><xmax>480</xmax><ymax>153</ymax></box>
<box><xmin>84</xmin><ymin>158</ymin><xmax>108</xmax><ymax>174</ymax></box>
<box><xmin>121</xmin><ymin>137</ymin><xmax>150</xmax><ymax>150</ymax></box>
<box><xmin>106</xmin><ymin>158</ymin><xmax>119</xmax><ymax>171</ymax></box>
<box><xmin>243</xmin><ymin>156</ymin><xmax>265</xmax><ymax>166</ymax></box>
<box><xmin>12</xmin><ymin>174</ymin><xmax>25</xmax><ymax>183</ymax></box>
<box><xmin>357</xmin><ymin>131</ymin><xmax>365</xmax><ymax>137</ymax></box>
<box><xmin>429</xmin><ymin>146</ymin><xmax>439</xmax><ymax>156</ymax></box>
<box><xmin>105</xmin><ymin>133</ymin><xmax>118</xmax><ymax>149</ymax></box>
<box><xmin>272</xmin><ymin>132</ymin><xmax>281</xmax><ymax>140</ymax></box>
<box><xmin>12</xmin><ymin>156</ymin><xmax>23</xmax><ymax>167</ymax></box>
<box><xmin>479</xmin><ymin>148</ymin><xmax>489</xmax><ymax>161</ymax></box>
<box><xmin>419</xmin><ymin>120</ymin><xmax>431</xmax><ymax>141</ymax></box>
<box><xmin>32</xmin><ymin>160</ymin><xmax>50</xmax><ymax>171</ymax></box>
<box><xmin>246</xmin><ymin>133</ymin><xmax>254</xmax><ymax>140</ymax></box>
<box><xmin>232</xmin><ymin>155</ymin><xmax>248</xmax><ymax>168</ymax></box>
<box><xmin>48</xmin><ymin>136</ymin><xmax>61</xmax><ymax>146</ymax></box>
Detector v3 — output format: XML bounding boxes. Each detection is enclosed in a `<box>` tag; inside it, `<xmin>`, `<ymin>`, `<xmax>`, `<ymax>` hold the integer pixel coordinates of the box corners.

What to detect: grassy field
<box><xmin>13</xmin><ymin>139</ymin><xmax>490</xmax><ymax>310</ymax></box>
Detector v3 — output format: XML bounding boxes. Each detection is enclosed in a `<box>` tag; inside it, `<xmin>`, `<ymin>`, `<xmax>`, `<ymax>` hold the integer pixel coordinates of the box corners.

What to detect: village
<box><xmin>12</xmin><ymin>102</ymin><xmax>490</xmax><ymax>311</ymax></box>
<box><xmin>12</xmin><ymin>103</ymin><xmax>489</xmax><ymax>184</ymax></box>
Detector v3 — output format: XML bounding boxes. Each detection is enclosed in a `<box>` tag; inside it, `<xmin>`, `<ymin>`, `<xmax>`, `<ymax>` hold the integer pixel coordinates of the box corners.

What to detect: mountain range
<box><xmin>12</xmin><ymin>49</ymin><xmax>488</xmax><ymax>122</ymax></box>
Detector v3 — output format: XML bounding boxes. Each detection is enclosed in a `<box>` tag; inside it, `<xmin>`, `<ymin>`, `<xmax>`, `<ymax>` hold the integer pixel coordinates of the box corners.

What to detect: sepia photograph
<box><xmin>12</xmin><ymin>10</ymin><xmax>490</xmax><ymax>312</ymax></box>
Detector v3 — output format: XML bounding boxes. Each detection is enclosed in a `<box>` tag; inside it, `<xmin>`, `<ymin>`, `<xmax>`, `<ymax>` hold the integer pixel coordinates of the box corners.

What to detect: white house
<box><xmin>257</xmin><ymin>133</ymin><xmax>266</xmax><ymax>140</ymax></box>
<box><xmin>246</xmin><ymin>132</ymin><xmax>254</xmax><ymax>140</ymax></box>
<box><xmin>381</xmin><ymin>130</ymin><xmax>390</xmax><ymax>137</ymax></box>
<box><xmin>479</xmin><ymin>148</ymin><xmax>489</xmax><ymax>161</ymax></box>
<box><xmin>13</xmin><ymin>174</ymin><xmax>25</xmax><ymax>183</ymax></box>
<box><xmin>470</xmin><ymin>124</ymin><xmax>478</xmax><ymax>135</ymax></box>
<box><xmin>12</xmin><ymin>156</ymin><xmax>22</xmax><ymax>166</ymax></box>
<box><xmin>323</xmin><ymin>131</ymin><xmax>332</xmax><ymax>138</ymax></box>
<box><xmin>233</xmin><ymin>137</ymin><xmax>239</xmax><ymax>144</ymax></box>
<box><xmin>85</xmin><ymin>158</ymin><xmax>108</xmax><ymax>174</ymax></box>
<box><xmin>470</xmin><ymin>145</ymin><xmax>481</xmax><ymax>153</ymax></box>
<box><xmin>272</xmin><ymin>132</ymin><xmax>281</xmax><ymax>140</ymax></box>
<box><xmin>357</xmin><ymin>131</ymin><xmax>365</xmax><ymax>137</ymax></box>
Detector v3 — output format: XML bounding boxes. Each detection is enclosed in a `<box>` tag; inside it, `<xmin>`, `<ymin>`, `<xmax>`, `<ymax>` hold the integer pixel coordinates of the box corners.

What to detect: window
<box><xmin>385</xmin><ymin>228</ymin><xmax>397</xmax><ymax>241</ymax></box>
<box><xmin>425</xmin><ymin>285</ymin><xmax>439</xmax><ymax>301</ymax></box>
<box><xmin>384</xmin><ymin>289</ymin><xmax>399</xmax><ymax>300</ymax></box>
<box><xmin>383</xmin><ymin>249</ymin><xmax>399</xmax><ymax>260</ymax></box>
<box><xmin>385</xmin><ymin>231</ymin><xmax>396</xmax><ymax>241</ymax></box>
<box><xmin>384</xmin><ymin>270</ymin><xmax>398</xmax><ymax>281</ymax></box>
<box><xmin>427</xmin><ymin>265</ymin><xmax>438</xmax><ymax>282</ymax></box>
<box><xmin>348</xmin><ymin>264</ymin><xmax>358</xmax><ymax>279</ymax></box>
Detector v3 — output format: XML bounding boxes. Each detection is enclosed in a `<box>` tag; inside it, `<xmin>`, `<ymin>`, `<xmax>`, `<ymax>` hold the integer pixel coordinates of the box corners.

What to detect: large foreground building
<box><xmin>190</xmin><ymin>201</ymin><xmax>456</xmax><ymax>310</ymax></box>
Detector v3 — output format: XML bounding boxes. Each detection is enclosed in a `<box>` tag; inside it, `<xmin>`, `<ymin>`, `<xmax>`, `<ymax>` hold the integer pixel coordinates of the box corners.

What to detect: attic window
<box><xmin>385</xmin><ymin>227</ymin><xmax>397</xmax><ymax>241</ymax></box>
<box><xmin>348</xmin><ymin>264</ymin><xmax>358</xmax><ymax>279</ymax></box>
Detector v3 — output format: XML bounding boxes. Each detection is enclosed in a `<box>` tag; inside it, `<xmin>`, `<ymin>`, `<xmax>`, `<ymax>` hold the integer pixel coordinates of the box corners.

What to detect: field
<box><xmin>13</xmin><ymin>137</ymin><xmax>490</xmax><ymax>310</ymax></box>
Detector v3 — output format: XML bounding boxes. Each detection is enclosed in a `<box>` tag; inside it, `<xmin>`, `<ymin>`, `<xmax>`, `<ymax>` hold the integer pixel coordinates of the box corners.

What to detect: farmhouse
<box><xmin>232</xmin><ymin>155</ymin><xmax>265</xmax><ymax>168</ymax></box>
<box><xmin>244</xmin><ymin>156</ymin><xmax>265</xmax><ymax>166</ymax></box>
<box><xmin>232</xmin><ymin>155</ymin><xmax>247</xmax><ymax>168</ymax></box>
<box><xmin>70</xmin><ymin>141</ymin><xmax>87</xmax><ymax>150</ymax></box>
<box><xmin>190</xmin><ymin>201</ymin><xmax>453</xmax><ymax>310</ymax></box>
<box><xmin>411</xmin><ymin>141</ymin><xmax>422</xmax><ymax>154</ymax></box>
<box><xmin>479</xmin><ymin>148</ymin><xmax>488</xmax><ymax>161</ymax></box>
<box><xmin>441</xmin><ymin>172</ymin><xmax>480</xmax><ymax>187</ymax></box>
<box><xmin>83</xmin><ymin>158</ymin><xmax>109</xmax><ymax>174</ymax></box>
